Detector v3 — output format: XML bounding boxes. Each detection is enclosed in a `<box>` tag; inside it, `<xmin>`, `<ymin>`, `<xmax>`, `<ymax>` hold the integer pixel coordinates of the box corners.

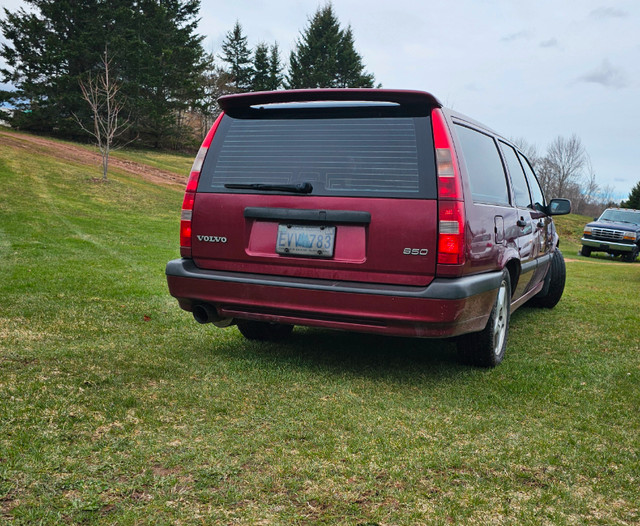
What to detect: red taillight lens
<box><xmin>432</xmin><ymin>108</ymin><xmax>465</xmax><ymax>266</ymax></box>
<box><xmin>179</xmin><ymin>113</ymin><xmax>224</xmax><ymax>258</ymax></box>
<box><xmin>180</xmin><ymin>192</ymin><xmax>195</xmax><ymax>251</ymax></box>
<box><xmin>432</xmin><ymin>108</ymin><xmax>463</xmax><ymax>201</ymax></box>
<box><xmin>438</xmin><ymin>201</ymin><xmax>465</xmax><ymax>265</ymax></box>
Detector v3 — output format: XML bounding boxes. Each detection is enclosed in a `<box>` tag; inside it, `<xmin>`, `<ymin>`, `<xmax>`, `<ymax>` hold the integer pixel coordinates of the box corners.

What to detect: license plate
<box><xmin>276</xmin><ymin>224</ymin><xmax>336</xmax><ymax>257</ymax></box>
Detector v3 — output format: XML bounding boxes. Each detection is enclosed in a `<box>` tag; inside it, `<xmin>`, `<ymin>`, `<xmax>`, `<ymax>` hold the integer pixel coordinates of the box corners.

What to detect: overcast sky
<box><xmin>2</xmin><ymin>0</ymin><xmax>638</xmax><ymax>200</ymax></box>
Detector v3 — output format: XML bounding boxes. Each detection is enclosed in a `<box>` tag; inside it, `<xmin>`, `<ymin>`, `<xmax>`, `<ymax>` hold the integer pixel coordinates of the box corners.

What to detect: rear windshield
<box><xmin>198</xmin><ymin>108</ymin><xmax>436</xmax><ymax>199</ymax></box>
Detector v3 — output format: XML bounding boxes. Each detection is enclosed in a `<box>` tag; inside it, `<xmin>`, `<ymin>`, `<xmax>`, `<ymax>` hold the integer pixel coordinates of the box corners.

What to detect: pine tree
<box><xmin>220</xmin><ymin>21</ymin><xmax>253</xmax><ymax>91</ymax></box>
<box><xmin>336</xmin><ymin>27</ymin><xmax>374</xmax><ymax>88</ymax></box>
<box><xmin>121</xmin><ymin>0</ymin><xmax>206</xmax><ymax>147</ymax></box>
<box><xmin>286</xmin><ymin>3</ymin><xmax>374</xmax><ymax>89</ymax></box>
<box><xmin>0</xmin><ymin>0</ymin><xmax>106</xmax><ymax>135</ymax></box>
<box><xmin>251</xmin><ymin>43</ymin><xmax>271</xmax><ymax>92</ymax></box>
<box><xmin>0</xmin><ymin>0</ymin><xmax>206</xmax><ymax>147</ymax></box>
<box><xmin>621</xmin><ymin>181</ymin><xmax>640</xmax><ymax>209</ymax></box>
<box><xmin>268</xmin><ymin>44</ymin><xmax>284</xmax><ymax>90</ymax></box>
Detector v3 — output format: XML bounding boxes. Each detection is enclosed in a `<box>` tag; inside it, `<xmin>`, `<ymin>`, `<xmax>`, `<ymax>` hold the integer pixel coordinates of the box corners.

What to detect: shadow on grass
<box><xmin>201</xmin><ymin>325</ymin><xmax>474</xmax><ymax>384</ymax></box>
<box><xmin>581</xmin><ymin>253</ymin><xmax>638</xmax><ymax>264</ymax></box>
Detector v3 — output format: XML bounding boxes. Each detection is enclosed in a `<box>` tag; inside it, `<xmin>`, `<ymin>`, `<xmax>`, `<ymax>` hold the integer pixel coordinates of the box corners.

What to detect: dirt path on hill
<box><xmin>0</xmin><ymin>130</ymin><xmax>186</xmax><ymax>187</ymax></box>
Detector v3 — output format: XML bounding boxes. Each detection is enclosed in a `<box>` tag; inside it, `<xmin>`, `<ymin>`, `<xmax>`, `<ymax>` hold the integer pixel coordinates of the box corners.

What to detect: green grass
<box><xmin>553</xmin><ymin>212</ymin><xmax>591</xmax><ymax>256</ymax></box>
<box><xmin>1</xmin><ymin>138</ymin><xmax>639</xmax><ymax>525</ymax></box>
<box><xmin>110</xmin><ymin>148</ymin><xmax>194</xmax><ymax>175</ymax></box>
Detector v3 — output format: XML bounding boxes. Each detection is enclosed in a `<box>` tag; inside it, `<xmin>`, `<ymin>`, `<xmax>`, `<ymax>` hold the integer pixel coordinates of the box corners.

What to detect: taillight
<box><xmin>437</xmin><ymin>201</ymin><xmax>465</xmax><ymax>265</ymax></box>
<box><xmin>180</xmin><ymin>113</ymin><xmax>224</xmax><ymax>258</ymax></box>
<box><xmin>432</xmin><ymin>108</ymin><xmax>465</xmax><ymax>266</ymax></box>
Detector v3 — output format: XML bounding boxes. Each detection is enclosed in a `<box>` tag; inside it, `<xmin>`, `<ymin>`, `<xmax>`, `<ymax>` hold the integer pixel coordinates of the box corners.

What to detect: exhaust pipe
<box><xmin>192</xmin><ymin>304</ymin><xmax>234</xmax><ymax>327</ymax></box>
<box><xmin>192</xmin><ymin>304</ymin><xmax>219</xmax><ymax>324</ymax></box>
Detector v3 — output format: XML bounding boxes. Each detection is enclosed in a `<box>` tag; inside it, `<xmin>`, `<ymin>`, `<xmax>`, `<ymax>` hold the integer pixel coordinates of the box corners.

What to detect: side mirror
<box><xmin>547</xmin><ymin>198</ymin><xmax>571</xmax><ymax>216</ymax></box>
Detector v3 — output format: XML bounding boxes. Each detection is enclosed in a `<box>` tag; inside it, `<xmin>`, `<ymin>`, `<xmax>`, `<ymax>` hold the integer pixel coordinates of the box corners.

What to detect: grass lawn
<box><xmin>1</xmin><ymin>135</ymin><xmax>639</xmax><ymax>524</ymax></box>
<box><xmin>110</xmin><ymin>148</ymin><xmax>194</xmax><ymax>175</ymax></box>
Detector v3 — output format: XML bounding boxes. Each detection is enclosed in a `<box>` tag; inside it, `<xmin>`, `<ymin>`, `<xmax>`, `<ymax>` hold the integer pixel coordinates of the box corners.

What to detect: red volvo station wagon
<box><xmin>166</xmin><ymin>89</ymin><xmax>570</xmax><ymax>367</ymax></box>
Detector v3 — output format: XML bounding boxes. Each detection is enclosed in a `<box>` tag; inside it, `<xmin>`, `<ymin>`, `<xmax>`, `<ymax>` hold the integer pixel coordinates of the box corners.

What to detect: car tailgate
<box><xmin>191</xmin><ymin>193</ymin><xmax>437</xmax><ymax>286</ymax></box>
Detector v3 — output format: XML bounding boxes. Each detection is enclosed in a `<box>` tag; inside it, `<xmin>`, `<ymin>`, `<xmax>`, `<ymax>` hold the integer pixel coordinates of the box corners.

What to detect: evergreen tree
<box><xmin>0</xmin><ymin>0</ymin><xmax>106</xmax><ymax>135</ymax></box>
<box><xmin>220</xmin><ymin>21</ymin><xmax>252</xmax><ymax>91</ymax></box>
<box><xmin>286</xmin><ymin>3</ymin><xmax>374</xmax><ymax>89</ymax></box>
<box><xmin>0</xmin><ymin>0</ymin><xmax>206</xmax><ymax>147</ymax></box>
<box><xmin>336</xmin><ymin>27</ymin><xmax>374</xmax><ymax>88</ymax></box>
<box><xmin>621</xmin><ymin>181</ymin><xmax>640</xmax><ymax>209</ymax></box>
<box><xmin>268</xmin><ymin>43</ymin><xmax>284</xmax><ymax>90</ymax></box>
<box><xmin>121</xmin><ymin>0</ymin><xmax>206</xmax><ymax>147</ymax></box>
<box><xmin>251</xmin><ymin>43</ymin><xmax>283</xmax><ymax>91</ymax></box>
<box><xmin>251</xmin><ymin>43</ymin><xmax>271</xmax><ymax>92</ymax></box>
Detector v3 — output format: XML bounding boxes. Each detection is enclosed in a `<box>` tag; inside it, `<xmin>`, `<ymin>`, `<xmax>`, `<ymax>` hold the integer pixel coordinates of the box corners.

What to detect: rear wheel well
<box><xmin>504</xmin><ymin>260</ymin><xmax>520</xmax><ymax>300</ymax></box>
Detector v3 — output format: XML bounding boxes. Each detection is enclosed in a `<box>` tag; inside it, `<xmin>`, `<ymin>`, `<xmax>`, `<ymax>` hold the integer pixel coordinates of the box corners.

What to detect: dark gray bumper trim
<box><xmin>166</xmin><ymin>259</ymin><xmax>502</xmax><ymax>300</ymax></box>
<box><xmin>581</xmin><ymin>238</ymin><xmax>636</xmax><ymax>252</ymax></box>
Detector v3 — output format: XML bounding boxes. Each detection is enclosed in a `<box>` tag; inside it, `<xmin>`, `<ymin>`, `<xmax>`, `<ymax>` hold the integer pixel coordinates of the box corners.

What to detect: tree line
<box><xmin>0</xmin><ymin>1</ymin><xmax>373</xmax><ymax>149</ymax></box>
<box><xmin>513</xmin><ymin>134</ymin><xmax>637</xmax><ymax>216</ymax></box>
<box><xmin>1</xmin><ymin>1</ymin><xmax>636</xmax><ymax>207</ymax></box>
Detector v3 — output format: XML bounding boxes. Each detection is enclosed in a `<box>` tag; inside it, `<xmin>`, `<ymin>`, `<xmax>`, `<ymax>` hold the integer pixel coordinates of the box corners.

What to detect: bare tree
<box><xmin>572</xmin><ymin>159</ymin><xmax>600</xmax><ymax>215</ymax></box>
<box><xmin>513</xmin><ymin>134</ymin><xmax>617</xmax><ymax>214</ymax></box>
<box><xmin>599</xmin><ymin>185</ymin><xmax>617</xmax><ymax>208</ymax></box>
<box><xmin>544</xmin><ymin>134</ymin><xmax>587</xmax><ymax>199</ymax></box>
<box><xmin>74</xmin><ymin>47</ymin><xmax>131</xmax><ymax>180</ymax></box>
<box><xmin>196</xmin><ymin>55</ymin><xmax>237</xmax><ymax>138</ymax></box>
<box><xmin>535</xmin><ymin>155</ymin><xmax>556</xmax><ymax>201</ymax></box>
<box><xmin>511</xmin><ymin>136</ymin><xmax>541</xmax><ymax>172</ymax></box>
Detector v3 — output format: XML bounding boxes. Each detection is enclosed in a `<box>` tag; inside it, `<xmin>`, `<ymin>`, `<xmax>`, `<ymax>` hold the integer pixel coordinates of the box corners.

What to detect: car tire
<box><xmin>581</xmin><ymin>246</ymin><xmax>592</xmax><ymax>257</ymax></box>
<box><xmin>623</xmin><ymin>247</ymin><xmax>639</xmax><ymax>262</ymax></box>
<box><xmin>457</xmin><ymin>269</ymin><xmax>511</xmax><ymax>368</ymax></box>
<box><xmin>529</xmin><ymin>249</ymin><xmax>566</xmax><ymax>309</ymax></box>
<box><xmin>237</xmin><ymin>320</ymin><xmax>294</xmax><ymax>341</ymax></box>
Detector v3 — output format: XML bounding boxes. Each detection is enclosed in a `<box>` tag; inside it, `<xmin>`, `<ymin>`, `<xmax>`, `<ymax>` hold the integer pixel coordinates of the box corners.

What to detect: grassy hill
<box><xmin>553</xmin><ymin>212</ymin><xmax>592</xmax><ymax>256</ymax></box>
<box><xmin>1</xmin><ymin>131</ymin><xmax>639</xmax><ymax>525</ymax></box>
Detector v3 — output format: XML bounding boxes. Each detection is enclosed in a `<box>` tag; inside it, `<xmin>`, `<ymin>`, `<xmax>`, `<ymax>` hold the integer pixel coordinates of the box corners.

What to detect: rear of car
<box><xmin>166</xmin><ymin>89</ymin><xmax>568</xmax><ymax>366</ymax></box>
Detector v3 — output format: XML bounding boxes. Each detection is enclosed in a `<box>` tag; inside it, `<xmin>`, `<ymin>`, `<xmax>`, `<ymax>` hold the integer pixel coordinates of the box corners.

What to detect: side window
<box><xmin>517</xmin><ymin>152</ymin><xmax>546</xmax><ymax>211</ymax></box>
<box><xmin>499</xmin><ymin>142</ymin><xmax>532</xmax><ymax>208</ymax></box>
<box><xmin>454</xmin><ymin>124</ymin><xmax>510</xmax><ymax>206</ymax></box>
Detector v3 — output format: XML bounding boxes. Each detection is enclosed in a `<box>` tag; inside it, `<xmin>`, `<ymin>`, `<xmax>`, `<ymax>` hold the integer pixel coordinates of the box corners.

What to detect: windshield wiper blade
<box><xmin>224</xmin><ymin>182</ymin><xmax>313</xmax><ymax>194</ymax></box>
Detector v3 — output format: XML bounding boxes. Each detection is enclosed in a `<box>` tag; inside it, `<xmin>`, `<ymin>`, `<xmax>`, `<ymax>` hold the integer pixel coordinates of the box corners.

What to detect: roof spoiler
<box><xmin>218</xmin><ymin>89</ymin><xmax>442</xmax><ymax>112</ymax></box>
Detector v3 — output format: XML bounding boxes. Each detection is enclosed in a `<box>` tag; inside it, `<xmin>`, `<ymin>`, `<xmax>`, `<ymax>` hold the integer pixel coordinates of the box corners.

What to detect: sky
<box><xmin>1</xmin><ymin>0</ymin><xmax>638</xmax><ymax>201</ymax></box>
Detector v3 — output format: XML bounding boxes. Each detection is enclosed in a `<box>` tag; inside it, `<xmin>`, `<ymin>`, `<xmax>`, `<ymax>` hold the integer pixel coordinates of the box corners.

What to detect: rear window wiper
<box><xmin>224</xmin><ymin>182</ymin><xmax>313</xmax><ymax>194</ymax></box>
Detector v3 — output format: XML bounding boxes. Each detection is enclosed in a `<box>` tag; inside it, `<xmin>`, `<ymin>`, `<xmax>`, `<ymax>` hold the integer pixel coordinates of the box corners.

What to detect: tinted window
<box><xmin>500</xmin><ymin>142</ymin><xmax>532</xmax><ymax>208</ymax></box>
<box><xmin>600</xmin><ymin>209</ymin><xmax>640</xmax><ymax>224</ymax></box>
<box><xmin>454</xmin><ymin>124</ymin><xmax>510</xmax><ymax>206</ymax></box>
<box><xmin>518</xmin><ymin>152</ymin><xmax>545</xmax><ymax>210</ymax></box>
<box><xmin>200</xmin><ymin>113</ymin><xmax>436</xmax><ymax>198</ymax></box>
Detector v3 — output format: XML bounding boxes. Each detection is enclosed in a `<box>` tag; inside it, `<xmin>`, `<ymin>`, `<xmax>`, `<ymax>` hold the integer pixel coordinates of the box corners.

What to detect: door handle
<box><xmin>536</xmin><ymin>220</ymin><xmax>544</xmax><ymax>229</ymax></box>
<box><xmin>517</xmin><ymin>218</ymin><xmax>527</xmax><ymax>228</ymax></box>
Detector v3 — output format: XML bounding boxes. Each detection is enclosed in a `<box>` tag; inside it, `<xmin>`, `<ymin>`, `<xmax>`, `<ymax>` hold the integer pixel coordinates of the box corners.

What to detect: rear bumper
<box><xmin>165</xmin><ymin>258</ymin><xmax>502</xmax><ymax>338</ymax></box>
<box><xmin>581</xmin><ymin>238</ymin><xmax>636</xmax><ymax>252</ymax></box>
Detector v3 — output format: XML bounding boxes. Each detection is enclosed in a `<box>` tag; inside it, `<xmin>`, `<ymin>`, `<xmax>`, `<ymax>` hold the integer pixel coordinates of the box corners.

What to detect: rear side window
<box><xmin>199</xmin><ymin>112</ymin><xmax>437</xmax><ymax>199</ymax></box>
<box><xmin>454</xmin><ymin>124</ymin><xmax>510</xmax><ymax>206</ymax></box>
